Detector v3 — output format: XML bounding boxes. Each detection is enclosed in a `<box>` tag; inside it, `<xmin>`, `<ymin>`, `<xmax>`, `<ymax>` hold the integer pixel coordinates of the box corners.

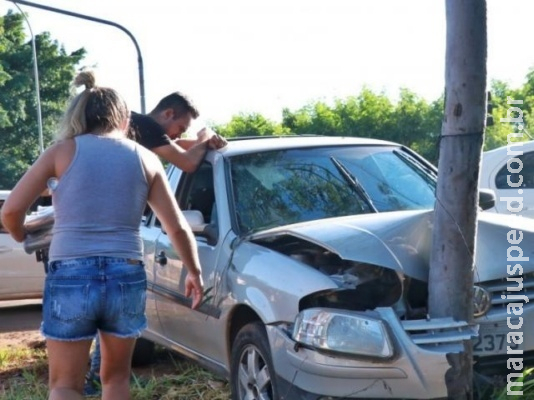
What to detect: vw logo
<box><xmin>472</xmin><ymin>285</ymin><xmax>492</xmax><ymax>318</ymax></box>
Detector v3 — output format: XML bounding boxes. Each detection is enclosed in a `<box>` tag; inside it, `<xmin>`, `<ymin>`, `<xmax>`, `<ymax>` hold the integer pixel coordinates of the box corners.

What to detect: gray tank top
<box><xmin>49</xmin><ymin>134</ymin><xmax>149</xmax><ymax>261</ymax></box>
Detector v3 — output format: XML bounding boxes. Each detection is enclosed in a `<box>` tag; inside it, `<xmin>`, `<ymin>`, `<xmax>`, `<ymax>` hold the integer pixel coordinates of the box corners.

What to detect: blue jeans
<box><xmin>41</xmin><ymin>256</ymin><xmax>147</xmax><ymax>341</ymax></box>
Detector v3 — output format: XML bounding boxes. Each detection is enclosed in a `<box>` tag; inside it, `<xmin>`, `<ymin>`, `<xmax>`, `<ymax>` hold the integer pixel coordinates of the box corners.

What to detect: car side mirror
<box><xmin>479</xmin><ymin>188</ymin><xmax>496</xmax><ymax>211</ymax></box>
<box><xmin>182</xmin><ymin>210</ymin><xmax>218</xmax><ymax>245</ymax></box>
<box><xmin>182</xmin><ymin>210</ymin><xmax>207</xmax><ymax>232</ymax></box>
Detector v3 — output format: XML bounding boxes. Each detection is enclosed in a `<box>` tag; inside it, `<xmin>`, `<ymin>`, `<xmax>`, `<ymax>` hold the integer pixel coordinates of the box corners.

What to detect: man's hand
<box><xmin>207</xmin><ymin>134</ymin><xmax>227</xmax><ymax>149</ymax></box>
<box><xmin>184</xmin><ymin>272</ymin><xmax>204</xmax><ymax>309</ymax></box>
<box><xmin>196</xmin><ymin>127</ymin><xmax>212</xmax><ymax>142</ymax></box>
<box><xmin>197</xmin><ymin>128</ymin><xmax>228</xmax><ymax>150</ymax></box>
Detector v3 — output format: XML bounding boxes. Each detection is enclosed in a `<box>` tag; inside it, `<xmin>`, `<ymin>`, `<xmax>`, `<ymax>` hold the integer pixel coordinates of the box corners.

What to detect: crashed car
<box><xmin>134</xmin><ymin>136</ymin><xmax>532</xmax><ymax>399</ymax></box>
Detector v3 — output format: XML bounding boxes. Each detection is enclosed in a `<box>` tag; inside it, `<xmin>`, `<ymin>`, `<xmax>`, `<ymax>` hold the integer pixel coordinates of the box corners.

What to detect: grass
<box><xmin>491</xmin><ymin>368</ymin><xmax>534</xmax><ymax>400</ymax></box>
<box><xmin>0</xmin><ymin>340</ymin><xmax>231</xmax><ymax>400</ymax></box>
<box><xmin>1</xmin><ymin>340</ymin><xmax>533</xmax><ymax>400</ymax></box>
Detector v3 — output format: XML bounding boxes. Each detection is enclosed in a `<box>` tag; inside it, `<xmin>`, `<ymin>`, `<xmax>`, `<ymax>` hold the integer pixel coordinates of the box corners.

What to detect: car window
<box><xmin>180</xmin><ymin>164</ymin><xmax>215</xmax><ymax>224</ymax></box>
<box><xmin>495</xmin><ymin>151</ymin><xmax>534</xmax><ymax>189</ymax></box>
<box><xmin>229</xmin><ymin>145</ymin><xmax>436</xmax><ymax>234</ymax></box>
<box><xmin>153</xmin><ymin>163</ymin><xmax>216</xmax><ymax>232</ymax></box>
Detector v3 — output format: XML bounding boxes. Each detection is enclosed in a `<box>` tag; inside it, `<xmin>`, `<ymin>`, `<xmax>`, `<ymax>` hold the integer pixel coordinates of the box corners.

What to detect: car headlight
<box><xmin>292</xmin><ymin>308</ymin><xmax>394</xmax><ymax>359</ymax></box>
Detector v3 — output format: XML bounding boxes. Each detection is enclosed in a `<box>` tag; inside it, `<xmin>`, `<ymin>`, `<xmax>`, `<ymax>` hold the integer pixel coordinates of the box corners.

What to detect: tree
<box><xmin>482</xmin><ymin>80</ymin><xmax>529</xmax><ymax>150</ymax></box>
<box><xmin>0</xmin><ymin>10</ymin><xmax>85</xmax><ymax>189</ymax></box>
<box><xmin>214</xmin><ymin>112</ymin><xmax>290</xmax><ymax>138</ymax></box>
<box><xmin>428</xmin><ymin>1</ymin><xmax>487</xmax><ymax>398</ymax></box>
<box><xmin>281</xmin><ymin>88</ymin><xmax>444</xmax><ymax>163</ymax></box>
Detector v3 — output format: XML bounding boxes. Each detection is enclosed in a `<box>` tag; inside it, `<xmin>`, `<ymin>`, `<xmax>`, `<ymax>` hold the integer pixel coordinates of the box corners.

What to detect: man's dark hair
<box><xmin>151</xmin><ymin>92</ymin><xmax>199</xmax><ymax>119</ymax></box>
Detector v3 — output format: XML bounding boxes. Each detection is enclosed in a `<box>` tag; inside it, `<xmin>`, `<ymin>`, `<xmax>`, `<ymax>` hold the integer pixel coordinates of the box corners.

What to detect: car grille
<box><xmin>401</xmin><ymin>317</ymin><xmax>477</xmax><ymax>352</ymax></box>
<box><xmin>478</xmin><ymin>273</ymin><xmax>534</xmax><ymax>318</ymax></box>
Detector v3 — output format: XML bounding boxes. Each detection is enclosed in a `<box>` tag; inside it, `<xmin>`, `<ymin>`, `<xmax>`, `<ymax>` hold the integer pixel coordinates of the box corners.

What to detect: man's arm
<box><xmin>154</xmin><ymin>128</ymin><xmax>228</xmax><ymax>172</ymax></box>
<box><xmin>176</xmin><ymin>135</ymin><xmax>227</xmax><ymax>151</ymax></box>
<box><xmin>152</xmin><ymin>141</ymin><xmax>209</xmax><ymax>173</ymax></box>
<box><xmin>175</xmin><ymin>138</ymin><xmax>199</xmax><ymax>150</ymax></box>
<box><xmin>179</xmin><ymin>128</ymin><xmax>228</xmax><ymax>150</ymax></box>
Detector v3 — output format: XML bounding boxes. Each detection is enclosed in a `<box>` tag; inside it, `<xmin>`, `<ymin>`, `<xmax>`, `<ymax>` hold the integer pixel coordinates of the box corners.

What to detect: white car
<box><xmin>0</xmin><ymin>190</ymin><xmax>45</xmax><ymax>300</ymax></box>
<box><xmin>480</xmin><ymin>140</ymin><xmax>534</xmax><ymax>217</ymax></box>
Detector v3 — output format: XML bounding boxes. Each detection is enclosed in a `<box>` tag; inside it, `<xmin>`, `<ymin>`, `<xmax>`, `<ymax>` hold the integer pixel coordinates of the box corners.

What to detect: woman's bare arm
<box><xmin>1</xmin><ymin>147</ymin><xmax>57</xmax><ymax>241</ymax></box>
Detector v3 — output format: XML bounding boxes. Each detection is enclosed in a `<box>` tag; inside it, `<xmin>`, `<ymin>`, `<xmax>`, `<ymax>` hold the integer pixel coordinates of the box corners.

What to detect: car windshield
<box><xmin>229</xmin><ymin>145</ymin><xmax>436</xmax><ymax>234</ymax></box>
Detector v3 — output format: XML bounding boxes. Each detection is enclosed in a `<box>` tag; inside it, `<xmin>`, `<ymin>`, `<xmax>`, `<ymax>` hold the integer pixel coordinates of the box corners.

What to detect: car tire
<box><xmin>131</xmin><ymin>338</ymin><xmax>155</xmax><ymax>367</ymax></box>
<box><xmin>230</xmin><ymin>322</ymin><xmax>279</xmax><ymax>400</ymax></box>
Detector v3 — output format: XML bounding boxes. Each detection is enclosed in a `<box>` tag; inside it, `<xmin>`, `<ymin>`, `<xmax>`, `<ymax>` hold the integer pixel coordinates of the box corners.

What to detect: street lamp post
<box><xmin>6</xmin><ymin>0</ymin><xmax>146</xmax><ymax>114</ymax></box>
<box><xmin>11</xmin><ymin>1</ymin><xmax>44</xmax><ymax>153</ymax></box>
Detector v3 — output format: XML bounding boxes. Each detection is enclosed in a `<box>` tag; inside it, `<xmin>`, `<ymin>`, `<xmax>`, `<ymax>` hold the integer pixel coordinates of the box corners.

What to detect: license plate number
<box><xmin>473</xmin><ymin>326</ymin><xmax>521</xmax><ymax>355</ymax></box>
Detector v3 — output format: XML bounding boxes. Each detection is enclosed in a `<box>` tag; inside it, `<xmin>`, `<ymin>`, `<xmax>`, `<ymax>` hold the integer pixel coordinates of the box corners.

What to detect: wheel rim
<box><xmin>237</xmin><ymin>344</ymin><xmax>273</xmax><ymax>400</ymax></box>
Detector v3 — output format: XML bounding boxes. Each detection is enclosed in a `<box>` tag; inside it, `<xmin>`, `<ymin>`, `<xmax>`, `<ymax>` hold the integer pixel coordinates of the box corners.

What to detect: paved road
<box><xmin>0</xmin><ymin>300</ymin><xmax>42</xmax><ymax>333</ymax></box>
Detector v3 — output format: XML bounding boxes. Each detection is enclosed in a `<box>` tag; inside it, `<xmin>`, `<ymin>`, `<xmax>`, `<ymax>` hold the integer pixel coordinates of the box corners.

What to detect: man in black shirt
<box><xmin>129</xmin><ymin>91</ymin><xmax>227</xmax><ymax>172</ymax></box>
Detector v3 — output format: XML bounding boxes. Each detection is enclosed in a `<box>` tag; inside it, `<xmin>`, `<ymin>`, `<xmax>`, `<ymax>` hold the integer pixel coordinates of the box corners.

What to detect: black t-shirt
<box><xmin>129</xmin><ymin>112</ymin><xmax>171</xmax><ymax>150</ymax></box>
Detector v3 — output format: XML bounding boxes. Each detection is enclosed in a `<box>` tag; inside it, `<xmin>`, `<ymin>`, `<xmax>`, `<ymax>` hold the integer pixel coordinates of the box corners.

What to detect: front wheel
<box><xmin>230</xmin><ymin>322</ymin><xmax>279</xmax><ymax>400</ymax></box>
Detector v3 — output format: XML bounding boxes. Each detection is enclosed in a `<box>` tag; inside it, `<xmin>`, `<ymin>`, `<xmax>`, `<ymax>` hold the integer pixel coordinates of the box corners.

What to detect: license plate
<box><xmin>473</xmin><ymin>323</ymin><xmax>522</xmax><ymax>356</ymax></box>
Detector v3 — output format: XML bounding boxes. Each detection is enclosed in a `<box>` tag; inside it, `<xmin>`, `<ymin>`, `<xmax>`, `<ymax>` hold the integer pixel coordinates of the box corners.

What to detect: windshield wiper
<box><xmin>393</xmin><ymin>149</ymin><xmax>437</xmax><ymax>187</ymax></box>
<box><xmin>330</xmin><ymin>157</ymin><xmax>377</xmax><ymax>212</ymax></box>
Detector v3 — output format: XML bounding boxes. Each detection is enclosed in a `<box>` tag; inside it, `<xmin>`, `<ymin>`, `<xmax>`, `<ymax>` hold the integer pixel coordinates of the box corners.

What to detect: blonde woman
<box><xmin>1</xmin><ymin>71</ymin><xmax>204</xmax><ymax>400</ymax></box>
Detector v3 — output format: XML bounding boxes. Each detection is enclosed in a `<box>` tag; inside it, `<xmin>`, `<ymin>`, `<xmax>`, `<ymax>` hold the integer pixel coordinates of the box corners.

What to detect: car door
<box><xmin>140</xmin><ymin>221</ymin><xmax>165</xmax><ymax>335</ymax></box>
<box><xmin>152</xmin><ymin>161</ymin><xmax>228</xmax><ymax>365</ymax></box>
<box><xmin>487</xmin><ymin>150</ymin><xmax>534</xmax><ymax>217</ymax></box>
<box><xmin>0</xmin><ymin>233</ymin><xmax>45</xmax><ymax>300</ymax></box>
<box><xmin>0</xmin><ymin>192</ymin><xmax>46</xmax><ymax>301</ymax></box>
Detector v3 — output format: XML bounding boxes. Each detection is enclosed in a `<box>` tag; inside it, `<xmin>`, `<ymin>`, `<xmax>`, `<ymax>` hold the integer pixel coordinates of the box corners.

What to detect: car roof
<box><xmin>483</xmin><ymin>140</ymin><xmax>534</xmax><ymax>158</ymax></box>
<box><xmin>217</xmin><ymin>135</ymin><xmax>400</xmax><ymax>157</ymax></box>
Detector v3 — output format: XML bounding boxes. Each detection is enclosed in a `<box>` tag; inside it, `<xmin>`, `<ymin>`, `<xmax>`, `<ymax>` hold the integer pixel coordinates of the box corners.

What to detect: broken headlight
<box><xmin>292</xmin><ymin>308</ymin><xmax>394</xmax><ymax>359</ymax></box>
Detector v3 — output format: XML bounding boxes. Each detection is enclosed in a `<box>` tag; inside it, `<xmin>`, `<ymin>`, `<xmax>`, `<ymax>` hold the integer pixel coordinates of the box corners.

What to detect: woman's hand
<box><xmin>184</xmin><ymin>271</ymin><xmax>204</xmax><ymax>309</ymax></box>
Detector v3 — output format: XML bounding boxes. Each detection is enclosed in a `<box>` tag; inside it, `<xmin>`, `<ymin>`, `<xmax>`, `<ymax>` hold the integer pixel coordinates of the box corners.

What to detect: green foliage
<box><xmin>282</xmin><ymin>88</ymin><xmax>443</xmax><ymax>164</ymax></box>
<box><xmin>484</xmin><ymin>79</ymin><xmax>531</xmax><ymax>151</ymax></box>
<box><xmin>214</xmin><ymin>112</ymin><xmax>290</xmax><ymax>138</ymax></box>
<box><xmin>0</xmin><ymin>11</ymin><xmax>85</xmax><ymax>189</ymax></box>
<box><xmin>215</xmin><ymin>75</ymin><xmax>534</xmax><ymax>167</ymax></box>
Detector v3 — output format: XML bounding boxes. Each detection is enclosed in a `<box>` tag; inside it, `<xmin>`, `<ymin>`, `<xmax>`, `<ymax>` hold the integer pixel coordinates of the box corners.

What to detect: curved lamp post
<box><xmin>6</xmin><ymin>0</ymin><xmax>146</xmax><ymax>115</ymax></box>
<box><xmin>10</xmin><ymin>4</ymin><xmax>44</xmax><ymax>153</ymax></box>
<box><xmin>11</xmin><ymin>1</ymin><xmax>44</xmax><ymax>153</ymax></box>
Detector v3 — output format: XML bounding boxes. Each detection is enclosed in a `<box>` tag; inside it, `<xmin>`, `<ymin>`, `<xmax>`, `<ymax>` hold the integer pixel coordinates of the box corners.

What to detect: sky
<box><xmin>1</xmin><ymin>0</ymin><xmax>533</xmax><ymax>130</ymax></box>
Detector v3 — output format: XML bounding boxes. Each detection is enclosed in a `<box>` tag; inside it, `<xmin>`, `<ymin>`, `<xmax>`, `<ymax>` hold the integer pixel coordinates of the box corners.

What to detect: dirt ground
<box><xmin>0</xmin><ymin>328</ymin><xmax>43</xmax><ymax>349</ymax></box>
<box><xmin>0</xmin><ymin>300</ymin><xmax>231</xmax><ymax>399</ymax></box>
<box><xmin>0</xmin><ymin>301</ymin><xmax>43</xmax><ymax>348</ymax></box>
<box><xmin>0</xmin><ymin>301</ymin><xmax>177</xmax><ymax>379</ymax></box>
<box><xmin>0</xmin><ymin>300</ymin><xmax>212</xmax><ymax>376</ymax></box>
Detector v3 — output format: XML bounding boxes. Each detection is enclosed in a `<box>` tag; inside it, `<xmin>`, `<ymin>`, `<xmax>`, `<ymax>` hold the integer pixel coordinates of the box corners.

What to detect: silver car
<box><xmin>136</xmin><ymin>136</ymin><xmax>534</xmax><ymax>399</ymax></box>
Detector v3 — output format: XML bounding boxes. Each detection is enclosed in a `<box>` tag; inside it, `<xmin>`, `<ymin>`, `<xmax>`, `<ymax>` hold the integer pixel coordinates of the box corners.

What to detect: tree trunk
<box><xmin>428</xmin><ymin>0</ymin><xmax>487</xmax><ymax>399</ymax></box>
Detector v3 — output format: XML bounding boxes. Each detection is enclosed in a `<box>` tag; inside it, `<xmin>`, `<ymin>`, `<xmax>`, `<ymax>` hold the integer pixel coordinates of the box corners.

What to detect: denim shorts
<box><xmin>41</xmin><ymin>256</ymin><xmax>147</xmax><ymax>341</ymax></box>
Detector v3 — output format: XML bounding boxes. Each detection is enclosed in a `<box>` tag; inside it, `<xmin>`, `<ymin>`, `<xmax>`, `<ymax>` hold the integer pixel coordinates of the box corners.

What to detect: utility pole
<box><xmin>428</xmin><ymin>0</ymin><xmax>487</xmax><ymax>399</ymax></box>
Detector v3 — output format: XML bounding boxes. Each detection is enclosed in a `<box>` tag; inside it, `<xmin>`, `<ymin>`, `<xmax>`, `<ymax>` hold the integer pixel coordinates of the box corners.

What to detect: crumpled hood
<box><xmin>249</xmin><ymin>210</ymin><xmax>534</xmax><ymax>282</ymax></box>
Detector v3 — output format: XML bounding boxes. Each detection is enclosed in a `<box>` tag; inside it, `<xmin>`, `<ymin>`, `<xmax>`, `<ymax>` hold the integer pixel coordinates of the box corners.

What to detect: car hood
<box><xmin>249</xmin><ymin>210</ymin><xmax>534</xmax><ymax>282</ymax></box>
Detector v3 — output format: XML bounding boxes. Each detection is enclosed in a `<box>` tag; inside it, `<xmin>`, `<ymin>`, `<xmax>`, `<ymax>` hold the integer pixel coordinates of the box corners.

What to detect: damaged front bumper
<box><xmin>268</xmin><ymin>308</ymin><xmax>477</xmax><ymax>399</ymax></box>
